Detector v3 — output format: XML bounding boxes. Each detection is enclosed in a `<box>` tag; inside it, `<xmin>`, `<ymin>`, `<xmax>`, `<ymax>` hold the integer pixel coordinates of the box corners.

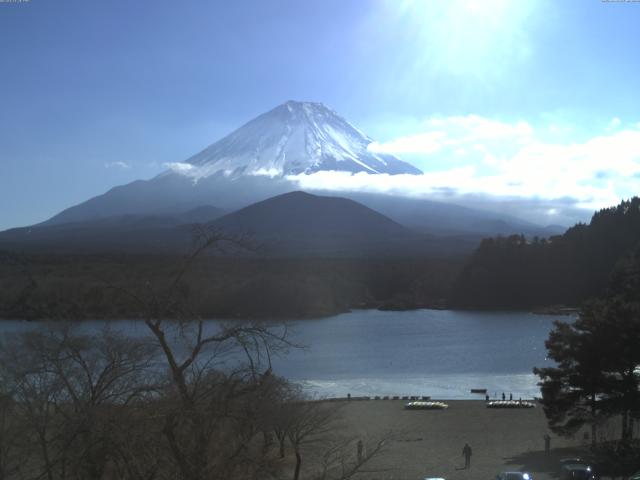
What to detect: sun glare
<box><xmin>390</xmin><ymin>0</ymin><xmax>536</xmax><ymax>79</ymax></box>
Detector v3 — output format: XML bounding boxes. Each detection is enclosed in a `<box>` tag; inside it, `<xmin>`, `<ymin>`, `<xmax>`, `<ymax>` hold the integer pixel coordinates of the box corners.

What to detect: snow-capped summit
<box><xmin>182</xmin><ymin>100</ymin><xmax>422</xmax><ymax>177</ymax></box>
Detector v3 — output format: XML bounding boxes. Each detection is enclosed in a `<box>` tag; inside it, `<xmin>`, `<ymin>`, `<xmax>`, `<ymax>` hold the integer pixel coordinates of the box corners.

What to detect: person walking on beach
<box><xmin>462</xmin><ymin>443</ymin><xmax>472</xmax><ymax>469</ymax></box>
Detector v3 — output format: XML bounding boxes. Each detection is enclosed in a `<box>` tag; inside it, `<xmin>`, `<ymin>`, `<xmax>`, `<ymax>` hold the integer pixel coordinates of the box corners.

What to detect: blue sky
<box><xmin>1</xmin><ymin>0</ymin><xmax>639</xmax><ymax>229</ymax></box>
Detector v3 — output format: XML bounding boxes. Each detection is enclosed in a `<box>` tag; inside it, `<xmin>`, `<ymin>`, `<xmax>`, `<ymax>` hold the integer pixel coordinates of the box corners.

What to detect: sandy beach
<box><xmin>331</xmin><ymin>399</ymin><xmax>597</xmax><ymax>480</ymax></box>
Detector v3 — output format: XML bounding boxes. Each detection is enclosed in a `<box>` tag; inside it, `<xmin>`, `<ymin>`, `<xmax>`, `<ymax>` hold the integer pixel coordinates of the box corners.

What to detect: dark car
<box><xmin>560</xmin><ymin>458</ymin><xmax>596</xmax><ymax>480</ymax></box>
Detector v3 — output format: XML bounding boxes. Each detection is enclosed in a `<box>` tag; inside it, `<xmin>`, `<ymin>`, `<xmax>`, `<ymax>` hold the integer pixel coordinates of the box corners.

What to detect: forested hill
<box><xmin>451</xmin><ymin>197</ymin><xmax>640</xmax><ymax>309</ymax></box>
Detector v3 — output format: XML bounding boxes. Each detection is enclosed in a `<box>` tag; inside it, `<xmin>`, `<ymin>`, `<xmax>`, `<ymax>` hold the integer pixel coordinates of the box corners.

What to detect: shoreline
<box><xmin>0</xmin><ymin>304</ymin><xmax>578</xmax><ymax>322</ymax></box>
<box><xmin>317</xmin><ymin>396</ymin><xmax>539</xmax><ymax>403</ymax></box>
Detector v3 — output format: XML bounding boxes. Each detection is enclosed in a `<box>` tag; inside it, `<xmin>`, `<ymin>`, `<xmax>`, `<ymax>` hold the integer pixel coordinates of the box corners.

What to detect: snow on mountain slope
<box><xmin>181</xmin><ymin>101</ymin><xmax>422</xmax><ymax>178</ymax></box>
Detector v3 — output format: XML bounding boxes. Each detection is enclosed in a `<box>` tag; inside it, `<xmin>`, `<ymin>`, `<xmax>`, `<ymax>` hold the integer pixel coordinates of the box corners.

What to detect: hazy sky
<box><xmin>1</xmin><ymin>0</ymin><xmax>639</xmax><ymax>229</ymax></box>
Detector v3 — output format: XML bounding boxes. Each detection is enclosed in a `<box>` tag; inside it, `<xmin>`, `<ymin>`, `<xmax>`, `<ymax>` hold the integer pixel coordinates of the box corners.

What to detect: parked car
<box><xmin>560</xmin><ymin>458</ymin><xmax>596</xmax><ymax>480</ymax></box>
<box><xmin>496</xmin><ymin>472</ymin><xmax>533</xmax><ymax>480</ymax></box>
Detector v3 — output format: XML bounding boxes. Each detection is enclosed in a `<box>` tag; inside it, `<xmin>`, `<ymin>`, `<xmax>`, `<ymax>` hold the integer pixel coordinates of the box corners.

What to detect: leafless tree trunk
<box><xmin>109</xmin><ymin>229</ymin><xmax>293</xmax><ymax>480</ymax></box>
<box><xmin>286</xmin><ymin>401</ymin><xmax>344</xmax><ymax>480</ymax></box>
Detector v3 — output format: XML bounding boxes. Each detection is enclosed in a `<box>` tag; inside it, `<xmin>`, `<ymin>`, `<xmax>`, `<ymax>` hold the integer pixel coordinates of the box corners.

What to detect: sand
<box><xmin>331</xmin><ymin>399</ymin><xmax>596</xmax><ymax>480</ymax></box>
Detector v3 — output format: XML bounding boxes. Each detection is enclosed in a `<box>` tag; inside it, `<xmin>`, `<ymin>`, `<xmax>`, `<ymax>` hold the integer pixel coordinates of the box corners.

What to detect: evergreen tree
<box><xmin>534</xmin><ymin>302</ymin><xmax>612</xmax><ymax>447</ymax></box>
<box><xmin>535</xmin><ymin>245</ymin><xmax>640</xmax><ymax>445</ymax></box>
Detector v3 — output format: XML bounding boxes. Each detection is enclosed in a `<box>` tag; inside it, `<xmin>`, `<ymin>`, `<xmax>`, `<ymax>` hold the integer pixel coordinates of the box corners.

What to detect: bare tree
<box><xmin>0</xmin><ymin>228</ymin><xmax>397</xmax><ymax>480</ymax></box>
<box><xmin>313</xmin><ymin>432</ymin><xmax>397</xmax><ymax>480</ymax></box>
<box><xmin>280</xmin><ymin>399</ymin><xmax>399</xmax><ymax>480</ymax></box>
<box><xmin>105</xmin><ymin>229</ymin><xmax>294</xmax><ymax>480</ymax></box>
<box><xmin>0</xmin><ymin>326</ymin><xmax>159</xmax><ymax>480</ymax></box>
<box><xmin>286</xmin><ymin>401</ymin><xmax>343</xmax><ymax>480</ymax></box>
<box><xmin>0</xmin><ymin>391</ymin><xmax>25</xmax><ymax>480</ymax></box>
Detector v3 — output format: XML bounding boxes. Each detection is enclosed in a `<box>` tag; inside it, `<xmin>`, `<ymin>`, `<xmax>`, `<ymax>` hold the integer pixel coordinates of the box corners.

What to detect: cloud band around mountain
<box><xmin>164</xmin><ymin>112</ymin><xmax>640</xmax><ymax>226</ymax></box>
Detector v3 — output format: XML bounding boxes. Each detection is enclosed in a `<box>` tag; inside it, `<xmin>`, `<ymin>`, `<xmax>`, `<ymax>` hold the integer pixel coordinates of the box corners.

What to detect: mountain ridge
<box><xmin>0</xmin><ymin>191</ymin><xmax>480</xmax><ymax>257</ymax></box>
<box><xmin>211</xmin><ymin>190</ymin><xmax>418</xmax><ymax>256</ymax></box>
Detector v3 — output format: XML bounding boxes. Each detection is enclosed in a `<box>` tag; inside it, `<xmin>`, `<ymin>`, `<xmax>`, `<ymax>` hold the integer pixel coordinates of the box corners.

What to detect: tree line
<box><xmin>0</xmin><ymin>252</ymin><xmax>461</xmax><ymax>321</ymax></box>
<box><xmin>452</xmin><ymin>197</ymin><xmax>640</xmax><ymax>309</ymax></box>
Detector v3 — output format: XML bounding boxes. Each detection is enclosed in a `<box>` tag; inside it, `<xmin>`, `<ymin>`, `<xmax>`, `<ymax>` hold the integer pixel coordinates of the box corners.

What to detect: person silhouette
<box><xmin>509</xmin><ymin>393</ymin><xmax>513</xmax><ymax>400</ymax></box>
<box><xmin>502</xmin><ymin>392</ymin><xmax>506</xmax><ymax>400</ymax></box>
<box><xmin>462</xmin><ymin>443</ymin><xmax>472</xmax><ymax>469</ymax></box>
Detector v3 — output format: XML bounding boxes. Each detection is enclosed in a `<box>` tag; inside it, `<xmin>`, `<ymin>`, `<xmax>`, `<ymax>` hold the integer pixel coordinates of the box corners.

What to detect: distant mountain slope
<box><xmin>0</xmin><ymin>191</ymin><xmax>481</xmax><ymax>257</ymax></box>
<box><xmin>211</xmin><ymin>191</ymin><xmax>483</xmax><ymax>257</ymax></box>
<box><xmin>451</xmin><ymin>197</ymin><xmax>640</xmax><ymax>309</ymax></box>
<box><xmin>214</xmin><ymin>191</ymin><xmax>409</xmax><ymax>237</ymax></box>
<box><xmin>0</xmin><ymin>206</ymin><xmax>225</xmax><ymax>254</ymax></box>
<box><xmin>42</xmin><ymin>173</ymin><xmax>293</xmax><ymax>226</ymax></box>
<box><xmin>332</xmin><ymin>192</ymin><xmax>566</xmax><ymax>238</ymax></box>
<box><xmin>44</xmin><ymin>172</ymin><xmax>556</xmax><ymax>242</ymax></box>
<box><xmin>211</xmin><ymin>191</ymin><xmax>420</xmax><ymax>256</ymax></box>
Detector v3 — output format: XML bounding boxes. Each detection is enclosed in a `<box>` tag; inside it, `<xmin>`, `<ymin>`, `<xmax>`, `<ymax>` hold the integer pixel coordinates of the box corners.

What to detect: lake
<box><xmin>0</xmin><ymin>309</ymin><xmax>568</xmax><ymax>399</ymax></box>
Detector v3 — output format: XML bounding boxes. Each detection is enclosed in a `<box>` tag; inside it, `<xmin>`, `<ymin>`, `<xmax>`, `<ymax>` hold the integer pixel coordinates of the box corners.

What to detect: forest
<box><xmin>0</xmin><ymin>249</ymin><xmax>461</xmax><ymax>321</ymax></box>
<box><xmin>451</xmin><ymin>197</ymin><xmax>640</xmax><ymax>310</ymax></box>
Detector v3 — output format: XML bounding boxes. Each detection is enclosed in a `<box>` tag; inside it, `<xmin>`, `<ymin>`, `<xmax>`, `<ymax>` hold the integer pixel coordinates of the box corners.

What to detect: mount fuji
<box><xmin>182</xmin><ymin>100</ymin><xmax>421</xmax><ymax>178</ymax></box>
<box><xmin>0</xmin><ymin>101</ymin><xmax>562</xmax><ymax>254</ymax></box>
<box><xmin>41</xmin><ymin>101</ymin><xmax>421</xmax><ymax>226</ymax></box>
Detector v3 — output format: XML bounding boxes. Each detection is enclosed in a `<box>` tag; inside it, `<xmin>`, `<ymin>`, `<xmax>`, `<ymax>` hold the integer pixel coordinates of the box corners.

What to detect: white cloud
<box><xmin>368</xmin><ymin>131</ymin><xmax>446</xmax><ymax>155</ymax></box>
<box><xmin>104</xmin><ymin>161</ymin><xmax>130</xmax><ymax>169</ymax></box>
<box><xmin>160</xmin><ymin>113</ymin><xmax>639</xmax><ymax>225</ymax></box>
<box><xmin>162</xmin><ymin>162</ymin><xmax>285</xmax><ymax>180</ymax></box>
<box><xmin>287</xmin><ymin>115</ymin><xmax>640</xmax><ymax>219</ymax></box>
<box><xmin>163</xmin><ymin>162</ymin><xmax>195</xmax><ymax>174</ymax></box>
<box><xmin>251</xmin><ymin>167</ymin><xmax>282</xmax><ymax>178</ymax></box>
<box><xmin>368</xmin><ymin>115</ymin><xmax>534</xmax><ymax>156</ymax></box>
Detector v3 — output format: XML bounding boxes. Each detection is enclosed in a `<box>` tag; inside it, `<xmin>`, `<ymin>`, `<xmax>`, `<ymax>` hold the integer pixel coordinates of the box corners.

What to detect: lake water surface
<box><xmin>0</xmin><ymin>309</ymin><xmax>568</xmax><ymax>399</ymax></box>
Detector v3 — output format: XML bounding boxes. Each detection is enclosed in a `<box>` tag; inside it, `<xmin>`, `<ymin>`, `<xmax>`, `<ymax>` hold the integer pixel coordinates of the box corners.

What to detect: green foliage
<box><xmin>534</xmin><ymin>302</ymin><xmax>615</xmax><ymax>442</ymax></box>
